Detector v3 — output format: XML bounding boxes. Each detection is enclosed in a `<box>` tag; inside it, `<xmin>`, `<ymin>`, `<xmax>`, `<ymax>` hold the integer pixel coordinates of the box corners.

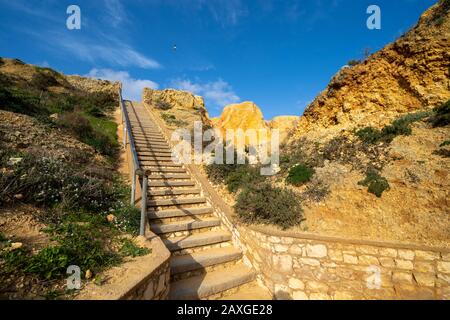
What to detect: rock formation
<box><xmin>269</xmin><ymin>116</ymin><xmax>300</xmax><ymax>143</ymax></box>
<box><xmin>142</xmin><ymin>88</ymin><xmax>210</xmax><ymax>127</ymax></box>
<box><xmin>213</xmin><ymin>101</ymin><xmax>299</xmax><ymax>144</ymax></box>
<box><xmin>293</xmin><ymin>0</ymin><xmax>450</xmax><ymax>138</ymax></box>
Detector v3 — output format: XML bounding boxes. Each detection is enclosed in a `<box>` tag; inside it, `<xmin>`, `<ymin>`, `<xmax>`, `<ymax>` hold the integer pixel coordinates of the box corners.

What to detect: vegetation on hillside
<box><xmin>206</xmin><ymin>150</ymin><xmax>303</xmax><ymax>229</ymax></box>
<box><xmin>206</xmin><ymin>103</ymin><xmax>449</xmax><ymax>231</ymax></box>
<box><xmin>355</xmin><ymin>111</ymin><xmax>432</xmax><ymax>144</ymax></box>
<box><xmin>0</xmin><ymin>59</ymin><xmax>148</xmax><ymax>299</ymax></box>
<box><xmin>0</xmin><ymin>59</ymin><xmax>119</xmax><ymax>161</ymax></box>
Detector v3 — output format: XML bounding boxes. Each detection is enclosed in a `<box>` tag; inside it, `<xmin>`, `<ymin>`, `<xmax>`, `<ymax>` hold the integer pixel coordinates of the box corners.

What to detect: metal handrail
<box><xmin>119</xmin><ymin>90</ymin><xmax>148</xmax><ymax>236</ymax></box>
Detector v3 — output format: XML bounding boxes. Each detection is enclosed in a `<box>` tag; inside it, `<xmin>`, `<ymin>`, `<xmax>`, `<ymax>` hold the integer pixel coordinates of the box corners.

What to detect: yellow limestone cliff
<box><xmin>293</xmin><ymin>0</ymin><xmax>450</xmax><ymax>139</ymax></box>
<box><xmin>213</xmin><ymin>101</ymin><xmax>299</xmax><ymax>144</ymax></box>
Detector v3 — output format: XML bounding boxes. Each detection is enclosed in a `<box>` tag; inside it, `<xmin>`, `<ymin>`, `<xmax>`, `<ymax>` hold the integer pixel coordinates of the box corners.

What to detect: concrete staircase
<box><xmin>125</xmin><ymin>101</ymin><xmax>271</xmax><ymax>300</ymax></box>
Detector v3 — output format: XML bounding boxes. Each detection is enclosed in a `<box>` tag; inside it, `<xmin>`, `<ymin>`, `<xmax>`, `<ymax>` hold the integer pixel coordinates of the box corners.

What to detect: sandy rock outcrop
<box><xmin>66</xmin><ymin>75</ymin><xmax>120</xmax><ymax>99</ymax></box>
<box><xmin>269</xmin><ymin>116</ymin><xmax>300</xmax><ymax>142</ymax></box>
<box><xmin>293</xmin><ymin>0</ymin><xmax>450</xmax><ymax>138</ymax></box>
<box><xmin>217</xmin><ymin>101</ymin><xmax>268</xmax><ymax>133</ymax></box>
<box><xmin>213</xmin><ymin>101</ymin><xmax>298</xmax><ymax>144</ymax></box>
<box><xmin>143</xmin><ymin>88</ymin><xmax>210</xmax><ymax>127</ymax></box>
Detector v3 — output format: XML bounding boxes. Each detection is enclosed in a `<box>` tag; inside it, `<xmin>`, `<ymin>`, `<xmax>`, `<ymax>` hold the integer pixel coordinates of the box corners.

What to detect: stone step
<box><xmin>136</xmin><ymin>147</ymin><xmax>172</xmax><ymax>153</ymax></box>
<box><xmin>147</xmin><ymin>174</ymin><xmax>191</xmax><ymax>180</ymax></box>
<box><xmin>139</xmin><ymin>157</ymin><xmax>173</xmax><ymax>162</ymax></box>
<box><xmin>130</xmin><ymin>126</ymin><xmax>159</xmax><ymax>130</ymax></box>
<box><xmin>148</xmin><ymin>207</ymin><xmax>214</xmax><ymax>219</ymax></box>
<box><xmin>131</xmin><ymin>128</ymin><xmax>160</xmax><ymax>132</ymax></box>
<box><xmin>150</xmin><ymin>218</ymin><xmax>220</xmax><ymax>234</ymax></box>
<box><xmin>139</xmin><ymin>154</ymin><xmax>175</xmax><ymax>159</ymax></box>
<box><xmin>133</xmin><ymin>134</ymin><xmax>165</xmax><ymax>140</ymax></box>
<box><xmin>137</xmin><ymin>144</ymin><xmax>169</xmax><ymax>149</ymax></box>
<box><xmin>133</xmin><ymin>131</ymin><xmax>163</xmax><ymax>137</ymax></box>
<box><xmin>148</xmin><ymin>197</ymin><xmax>206</xmax><ymax>207</ymax></box>
<box><xmin>145</xmin><ymin>167</ymin><xmax>187</xmax><ymax>174</ymax></box>
<box><xmin>148</xmin><ymin>180</ymin><xmax>195</xmax><ymax>187</ymax></box>
<box><xmin>138</xmin><ymin>143</ymin><xmax>172</xmax><ymax>148</ymax></box>
<box><xmin>162</xmin><ymin>230</ymin><xmax>231</xmax><ymax>252</ymax></box>
<box><xmin>170</xmin><ymin>248</ymin><xmax>242</xmax><ymax>275</ymax></box>
<box><xmin>148</xmin><ymin>188</ymin><xmax>200</xmax><ymax>196</ymax></box>
<box><xmin>169</xmin><ymin>264</ymin><xmax>256</xmax><ymax>300</ymax></box>
<box><xmin>130</xmin><ymin>124</ymin><xmax>158</xmax><ymax>128</ymax></box>
<box><xmin>141</xmin><ymin>161</ymin><xmax>179</xmax><ymax>168</ymax></box>
<box><xmin>133</xmin><ymin>134</ymin><xmax>161</xmax><ymax>138</ymax></box>
<box><xmin>218</xmin><ymin>283</ymin><xmax>273</xmax><ymax>300</ymax></box>
<box><xmin>143</xmin><ymin>163</ymin><xmax>182</xmax><ymax>168</ymax></box>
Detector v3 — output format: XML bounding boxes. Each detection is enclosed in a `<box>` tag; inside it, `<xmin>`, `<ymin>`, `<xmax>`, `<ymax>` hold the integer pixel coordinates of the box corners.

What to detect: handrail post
<box><xmin>123</xmin><ymin>124</ymin><xmax>127</xmax><ymax>149</ymax></box>
<box><xmin>140</xmin><ymin>174</ymin><xmax>148</xmax><ymax>236</ymax></box>
<box><xmin>131</xmin><ymin>165</ymin><xmax>136</xmax><ymax>205</ymax></box>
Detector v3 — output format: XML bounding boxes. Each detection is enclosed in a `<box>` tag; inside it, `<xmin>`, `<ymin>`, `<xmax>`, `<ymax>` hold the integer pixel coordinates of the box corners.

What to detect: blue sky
<box><xmin>0</xmin><ymin>0</ymin><xmax>437</xmax><ymax>119</ymax></box>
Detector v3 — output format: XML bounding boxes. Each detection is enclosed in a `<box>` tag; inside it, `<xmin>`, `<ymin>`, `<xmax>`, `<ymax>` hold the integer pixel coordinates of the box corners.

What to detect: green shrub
<box><xmin>358</xmin><ymin>169</ymin><xmax>390</xmax><ymax>198</ymax></box>
<box><xmin>286</xmin><ymin>164</ymin><xmax>315</xmax><ymax>186</ymax></box>
<box><xmin>440</xmin><ymin>140</ymin><xmax>450</xmax><ymax>147</ymax></box>
<box><xmin>30</xmin><ymin>71</ymin><xmax>59</xmax><ymax>91</ymax></box>
<box><xmin>58</xmin><ymin>112</ymin><xmax>118</xmax><ymax>159</ymax></box>
<box><xmin>0</xmin><ymin>152</ymin><xmax>124</xmax><ymax>213</ymax></box>
<box><xmin>0</xmin><ymin>86</ymin><xmax>41</xmax><ymax>115</ymax></box>
<box><xmin>225</xmin><ymin>165</ymin><xmax>263</xmax><ymax>193</ymax></box>
<box><xmin>155</xmin><ymin>99</ymin><xmax>172</xmax><ymax>110</ymax></box>
<box><xmin>0</xmin><ymin>248</ymin><xmax>29</xmax><ymax>273</ymax></box>
<box><xmin>119</xmin><ymin>239</ymin><xmax>151</xmax><ymax>258</ymax></box>
<box><xmin>430</xmin><ymin>99</ymin><xmax>450</xmax><ymax>127</ymax></box>
<box><xmin>235</xmin><ymin>183</ymin><xmax>303</xmax><ymax>229</ymax></box>
<box><xmin>24</xmin><ymin>247</ymin><xmax>70</xmax><ymax>279</ymax></box>
<box><xmin>86</xmin><ymin>106</ymin><xmax>106</xmax><ymax>118</ymax></box>
<box><xmin>45</xmin><ymin>222</ymin><xmax>122</xmax><ymax>275</ymax></box>
<box><xmin>355</xmin><ymin>127</ymin><xmax>381</xmax><ymax>144</ymax></box>
<box><xmin>356</xmin><ymin>111</ymin><xmax>431</xmax><ymax>144</ymax></box>
<box><xmin>161</xmin><ymin>113</ymin><xmax>188</xmax><ymax>127</ymax></box>
<box><xmin>205</xmin><ymin>162</ymin><xmax>238</xmax><ymax>183</ymax></box>
<box><xmin>113</xmin><ymin>205</ymin><xmax>141</xmax><ymax>235</ymax></box>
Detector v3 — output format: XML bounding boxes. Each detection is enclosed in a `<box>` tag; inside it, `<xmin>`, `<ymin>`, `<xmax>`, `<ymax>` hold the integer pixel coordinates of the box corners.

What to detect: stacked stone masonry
<box><xmin>240</xmin><ymin>229</ymin><xmax>450</xmax><ymax>300</ymax></box>
<box><xmin>123</xmin><ymin>260</ymin><xmax>170</xmax><ymax>300</ymax></box>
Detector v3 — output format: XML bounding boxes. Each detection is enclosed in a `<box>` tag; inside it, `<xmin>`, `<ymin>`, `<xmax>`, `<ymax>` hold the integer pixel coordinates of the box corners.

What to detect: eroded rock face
<box><xmin>269</xmin><ymin>116</ymin><xmax>300</xmax><ymax>142</ymax></box>
<box><xmin>293</xmin><ymin>0</ymin><xmax>450</xmax><ymax>137</ymax></box>
<box><xmin>214</xmin><ymin>102</ymin><xmax>298</xmax><ymax>144</ymax></box>
<box><xmin>142</xmin><ymin>88</ymin><xmax>210</xmax><ymax>126</ymax></box>
<box><xmin>66</xmin><ymin>75</ymin><xmax>120</xmax><ymax>99</ymax></box>
<box><xmin>217</xmin><ymin>101</ymin><xmax>268</xmax><ymax>133</ymax></box>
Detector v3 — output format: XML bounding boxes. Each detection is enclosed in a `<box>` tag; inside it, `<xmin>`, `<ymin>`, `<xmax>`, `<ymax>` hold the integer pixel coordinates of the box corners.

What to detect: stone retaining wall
<box><xmin>76</xmin><ymin>233</ymin><xmax>171</xmax><ymax>300</ymax></box>
<box><xmin>240</xmin><ymin>227</ymin><xmax>450</xmax><ymax>300</ymax></box>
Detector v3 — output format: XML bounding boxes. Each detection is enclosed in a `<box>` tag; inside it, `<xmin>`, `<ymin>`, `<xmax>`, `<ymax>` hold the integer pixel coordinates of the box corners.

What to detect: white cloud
<box><xmin>87</xmin><ymin>69</ymin><xmax>159</xmax><ymax>101</ymax></box>
<box><xmin>57</xmin><ymin>34</ymin><xmax>161</xmax><ymax>69</ymax></box>
<box><xmin>3</xmin><ymin>0</ymin><xmax>160</xmax><ymax>70</ymax></box>
<box><xmin>103</xmin><ymin>0</ymin><xmax>129</xmax><ymax>27</ymax></box>
<box><xmin>171</xmin><ymin>78</ymin><xmax>240</xmax><ymax>109</ymax></box>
